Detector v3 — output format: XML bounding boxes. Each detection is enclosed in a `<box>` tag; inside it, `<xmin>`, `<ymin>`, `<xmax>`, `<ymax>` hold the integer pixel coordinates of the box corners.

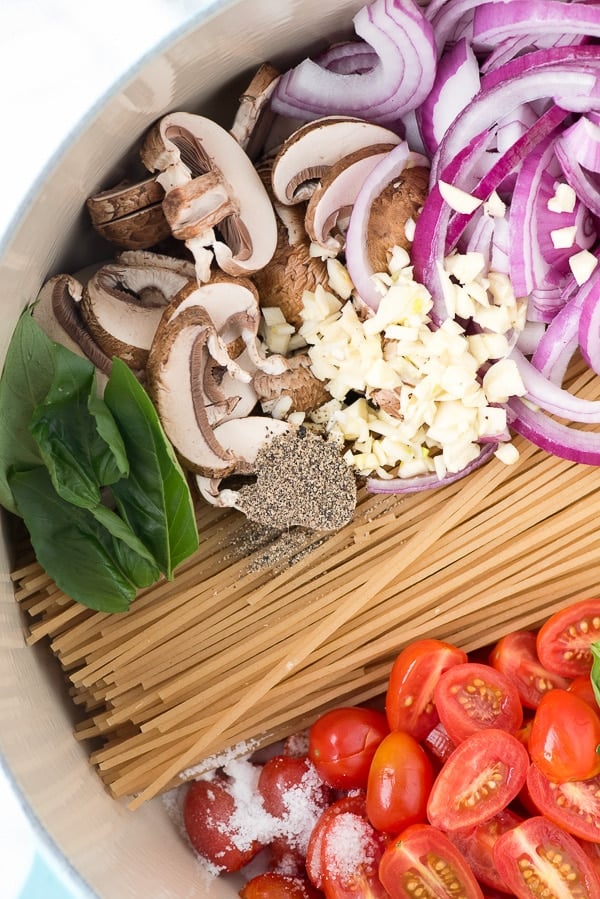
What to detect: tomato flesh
<box><xmin>434</xmin><ymin>661</ymin><xmax>523</xmax><ymax>744</ymax></box>
<box><xmin>447</xmin><ymin>808</ymin><xmax>523</xmax><ymax>892</ymax></box>
<box><xmin>366</xmin><ymin>730</ymin><xmax>434</xmax><ymax>834</ymax></box>
<box><xmin>490</xmin><ymin>629</ymin><xmax>569</xmax><ymax>708</ymax></box>
<box><xmin>536</xmin><ymin>598</ymin><xmax>600</xmax><ymax>678</ymax></box>
<box><xmin>379</xmin><ymin>823</ymin><xmax>484</xmax><ymax>899</ymax></box>
<box><xmin>308</xmin><ymin>706</ymin><xmax>389</xmax><ymax>790</ymax></box>
<box><xmin>527</xmin><ymin>764</ymin><xmax>600</xmax><ymax>843</ymax></box>
<box><xmin>528</xmin><ymin>688</ymin><xmax>600</xmax><ymax>782</ymax></box>
<box><xmin>493</xmin><ymin>815</ymin><xmax>600</xmax><ymax>898</ymax></box>
<box><xmin>385</xmin><ymin>639</ymin><xmax>468</xmax><ymax>741</ymax></box>
<box><xmin>427</xmin><ymin>728</ymin><xmax>529</xmax><ymax>832</ymax></box>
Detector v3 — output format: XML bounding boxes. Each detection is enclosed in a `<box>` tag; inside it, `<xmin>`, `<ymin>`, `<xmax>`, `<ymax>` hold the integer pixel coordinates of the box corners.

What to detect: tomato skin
<box><xmin>426</xmin><ymin>728</ymin><xmax>529</xmax><ymax>832</ymax></box>
<box><xmin>536</xmin><ymin>598</ymin><xmax>600</xmax><ymax>678</ymax></box>
<box><xmin>308</xmin><ymin>706</ymin><xmax>389</xmax><ymax>790</ymax></box>
<box><xmin>305</xmin><ymin>794</ymin><xmax>367</xmax><ymax>891</ymax></box>
<box><xmin>182</xmin><ymin>776</ymin><xmax>263</xmax><ymax>872</ymax></box>
<box><xmin>366</xmin><ymin>731</ymin><xmax>434</xmax><ymax>834</ymax></box>
<box><xmin>306</xmin><ymin>794</ymin><xmax>388</xmax><ymax>898</ymax></box>
<box><xmin>258</xmin><ymin>754</ymin><xmax>331</xmax><ymax>865</ymax></box>
<box><xmin>526</xmin><ymin>764</ymin><xmax>600</xmax><ymax>843</ymax></box>
<box><xmin>568</xmin><ymin>674</ymin><xmax>600</xmax><ymax>711</ymax></box>
<box><xmin>422</xmin><ymin>720</ymin><xmax>456</xmax><ymax>765</ymax></box>
<box><xmin>490</xmin><ymin>629</ymin><xmax>569</xmax><ymax>709</ymax></box>
<box><xmin>528</xmin><ymin>688</ymin><xmax>600</xmax><ymax>782</ymax></box>
<box><xmin>378</xmin><ymin>823</ymin><xmax>484</xmax><ymax>899</ymax></box>
<box><xmin>239</xmin><ymin>873</ymin><xmax>322</xmax><ymax>899</ymax></box>
<box><xmin>447</xmin><ymin>808</ymin><xmax>523</xmax><ymax>892</ymax></box>
<box><xmin>492</xmin><ymin>815</ymin><xmax>600</xmax><ymax>899</ymax></box>
<box><xmin>385</xmin><ymin>639</ymin><xmax>468</xmax><ymax>741</ymax></box>
<box><xmin>434</xmin><ymin>661</ymin><xmax>523</xmax><ymax>744</ymax></box>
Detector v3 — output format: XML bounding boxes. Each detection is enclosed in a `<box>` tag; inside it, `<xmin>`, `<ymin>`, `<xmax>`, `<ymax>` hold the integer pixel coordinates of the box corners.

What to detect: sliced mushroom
<box><xmin>253</xmin><ymin>353</ymin><xmax>331</xmax><ymax>414</ymax></box>
<box><xmin>251</xmin><ymin>159</ymin><xmax>329</xmax><ymax>329</ymax></box>
<box><xmin>270</xmin><ymin>116</ymin><xmax>402</xmax><ymax>205</ymax></box>
<box><xmin>32</xmin><ymin>274</ymin><xmax>113</xmax><ymax>378</ymax></box>
<box><xmin>166</xmin><ymin>275</ymin><xmax>286</xmax><ymax>377</ymax></box>
<box><xmin>195</xmin><ymin>416</ymin><xmax>291</xmax><ymax>508</ymax></box>
<box><xmin>304</xmin><ymin>143</ymin><xmax>398</xmax><ymax>254</ymax></box>
<box><xmin>147</xmin><ymin>305</ymin><xmax>259</xmax><ymax>476</ymax></box>
<box><xmin>86</xmin><ymin>176</ymin><xmax>170</xmax><ymax>249</ymax></box>
<box><xmin>80</xmin><ymin>253</ymin><xmax>193</xmax><ymax>370</ymax></box>
<box><xmin>139</xmin><ymin>111</ymin><xmax>278</xmax><ymax>281</ymax></box>
<box><xmin>230</xmin><ymin>63</ymin><xmax>281</xmax><ymax>161</ymax></box>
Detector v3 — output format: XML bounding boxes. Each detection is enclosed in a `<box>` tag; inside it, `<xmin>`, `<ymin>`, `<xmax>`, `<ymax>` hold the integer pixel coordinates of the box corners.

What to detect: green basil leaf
<box><xmin>9</xmin><ymin>467</ymin><xmax>159</xmax><ymax>612</ymax></box>
<box><xmin>0</xmin><ymin>311</ymin><xmax>55</xmax><ymax>514</ymax></box>
<box><xmin>103</xmin><ymin>358</ymin><xmax>198</xmax><ymax>579</ymax></box>
<box><xmin>29</xmin><ymin>344</ymin><xmax>128</xmax><ymax>509</ymax></box>
<box><xmin>590</xmin><ymin>642</ymin><xmax>600</xmax><ymax>708</ymax></box>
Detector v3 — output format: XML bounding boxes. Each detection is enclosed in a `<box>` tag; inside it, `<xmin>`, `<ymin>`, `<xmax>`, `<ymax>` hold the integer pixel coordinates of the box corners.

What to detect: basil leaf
<box><xmin>103</xmin><ymin>358</ymin><xmax>198</xmax><ymax>579</ymax></box>
<box><xmin>0</xmin><ymin>311</ymin><xmax>55</xmax><ymax>513</ymax></box>
<box><xmin>590</xmin><ymin>642</ymin><xmax>600</xmax><ymax>708</ymax></box>
<box><xmin>9</xmin><ymin>467</ymin><xmax>159</xmax><ymax>612</ymax></box>
<box><xmin>29</xmin><ymin>345</ymin><xmax>128</xmax><ymax>509</ymax></box>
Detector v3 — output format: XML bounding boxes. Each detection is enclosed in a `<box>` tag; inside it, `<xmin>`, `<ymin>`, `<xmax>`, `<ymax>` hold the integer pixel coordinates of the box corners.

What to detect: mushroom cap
<box><xmin>366</xmin><ymin>164</ymin><xmax>429</xmax><ymax>273</ymax></box>
<box><xmin>80</xmin><ymin>255</ymin><xmax>192</xmax><ymax>370</ymax></box>
<box><xmin>270</xmin><ymin>116</ymin><xmax>402</xmax><ymax>205</ymax></box>
<box><xmin>140</xmin><ymin>111</ymin><xmax>278</xmax><ymax>277</ymax></box>
<box><xmin>304</xmin><ymin>143</ymin><xmax>398</xmax><ymax>253</ymax></box>
<box><xmin>86</xmin><ymin>176</ymin><xmax>170</xmax><ymax>250</ymax></box>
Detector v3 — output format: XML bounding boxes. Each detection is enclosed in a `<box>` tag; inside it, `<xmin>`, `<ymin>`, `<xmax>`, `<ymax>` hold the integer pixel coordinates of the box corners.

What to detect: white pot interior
<box><xmin>0</xmin><ymin>1</ymin><xmax>364</xmax><ymax>896</ymax></box>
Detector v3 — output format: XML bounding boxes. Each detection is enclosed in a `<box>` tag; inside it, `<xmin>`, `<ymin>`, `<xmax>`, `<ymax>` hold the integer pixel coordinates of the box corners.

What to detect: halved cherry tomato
<box><xmin>493</xmin><ymin>815</ymin><xmax>600</xmax><ymax>898</ymax></box>
<box><xmin>426</xmin><ymin>728</ymin><xmax>529</xmax><ymax>832</ymax></box>
<box><xmin>536</xmin><ymin>598</ymin><xmax>600</xmax><ymax>678</ymax></box>
<box><xmin>527</xmin><ymin>764</ymin><xmax>600</xmax><ymax>843</ymax></box>
<box><xmin>183</xmin><ymin>776</ymin><xmax>263</xmax><ymax>872</ymax></box>
<box><xmin>308</xmin><ymin>706</ymin><xmax>389</xmax><ymax>790</ymax></box>
<box><xmin>568</xmin><ymin>674</ymin><xmax>600</xmax><ymax>710</ymax></box>
<box><xmin>366</xmin><ymin>731</ymin><xmax>434</xmax><ymax>834</ymax></box>
<box><xmin>528</xmin><ymin>688</ymin><xmax>600</xmax><ymax>782</ymax></box>
<box><xmin>385</xmin><ymin>639</ymin><xmax>468</xmax><ymax>741</ymax></box>
<box><xmin>434</xmin><ymin>662</ymin><xmax>523</xmax><ymax>743</ymax></box>
<box><xmin>490</xmin><ymin>629</ymin><xmax>569</xmax><ymax>708</ymax></box>
<box><xmin>240</xmin><ymin>872</ymin><xmax>322</xmax><ymax>899</ymax></box>
<box><xmin>447</xmin><ymin>808</ymin><xmax>523</xmax><ymax>893</ymax></box>
<box><xmin>378</xmin><ymin>823</ymin><xmax>484</xmax><ymax>899</ymax></box>
<box><xmin>306</xmin><ymin>794</ymin><xmax>388</xmax><ymax>898</ymax></box>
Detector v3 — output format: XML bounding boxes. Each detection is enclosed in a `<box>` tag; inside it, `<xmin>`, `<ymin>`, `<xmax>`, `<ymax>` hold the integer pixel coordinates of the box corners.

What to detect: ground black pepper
<box><xmin>234</xmin><ymin>429</ymin><xmax>357</xmax><ymax>531</ymax></box>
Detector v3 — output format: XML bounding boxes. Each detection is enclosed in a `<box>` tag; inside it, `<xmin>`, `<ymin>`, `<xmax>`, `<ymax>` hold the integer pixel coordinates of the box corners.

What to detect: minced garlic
<box><xmin>299</xmin><ymin>249</ymin><xmax>526</xmax><ymax>480</ymax></box>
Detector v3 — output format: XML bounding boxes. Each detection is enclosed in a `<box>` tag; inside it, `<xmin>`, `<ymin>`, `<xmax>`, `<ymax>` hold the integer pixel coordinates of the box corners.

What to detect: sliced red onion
<box><xmin>508</xmin><ymin>396</ymin><xmax>600</xmax><ymax>465</ymax></box>
<box><xmin>316</xmin><ymin>41</ymin><xmax>378</xmax><ymax>75</ymax></box>
<box><xmin>531</xmin><ymin>293</ymin><xmax>584</xmax><ymax>383</ymax></box>
<box><xmin>578</xmin><ymin>271</ymin><xmax>600</xmax><ymax>374</ymax></box>
<box><xmin>480</xmin><ymin>32</ymin><xmax>587</xmax><ymax>75</ymax></box>
<box><xmin>495</xmin><ymin>103</ymin><xmax>538</xmax><ymax>155</ymax></box>
<box><xmin>365</xmin><ymin>442</ymin><xmax>498</xmax><ymax>493</ymax></box>
<box><xmin>416</xmin><ymin>37</ymin><xmax>480</xmax><ymax>156</ymax></box>
<box><xmin>426</xmin><ymin>0</ymin><xmax>494</xmax><ymax>53</ymax></box>
<box><xmin>344</xmin><ymin>141</ymin><xmax>429</xmax><ymax>310</ymax></box>
<box><xmin>433</xmin><ymin>46</ymin><xmax>600</xmax><ymax>180</ymax></box>
<box><xmin>511</xmin><ymin>347</ymin><xmax>600</xmax><ymax>423</ymax></box>
<box><xmin>271</xmin><ymin>0</ymin><xmax>437</xmax><ymax>125</ymax></box>
<box><xmin>472</xmin><ymin>0</ymin><xmax>600</xmax><ymax>51</ymax></box>
<box><xmin>554</xmin><ymin>141</ymin><xmax>600</xmax><ymax>218</ymax></box>
<box><xmin>558</xmin><ymin>115</ymin><xmax>600</xmax><ymax>175</ymax></box>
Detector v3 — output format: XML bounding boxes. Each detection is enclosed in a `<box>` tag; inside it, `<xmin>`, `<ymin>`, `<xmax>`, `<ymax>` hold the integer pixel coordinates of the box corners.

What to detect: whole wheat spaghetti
<box><xmin>12</xmin><ymin>353</ymin><xmax>600</xmax><ymax>808</ymax></box>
